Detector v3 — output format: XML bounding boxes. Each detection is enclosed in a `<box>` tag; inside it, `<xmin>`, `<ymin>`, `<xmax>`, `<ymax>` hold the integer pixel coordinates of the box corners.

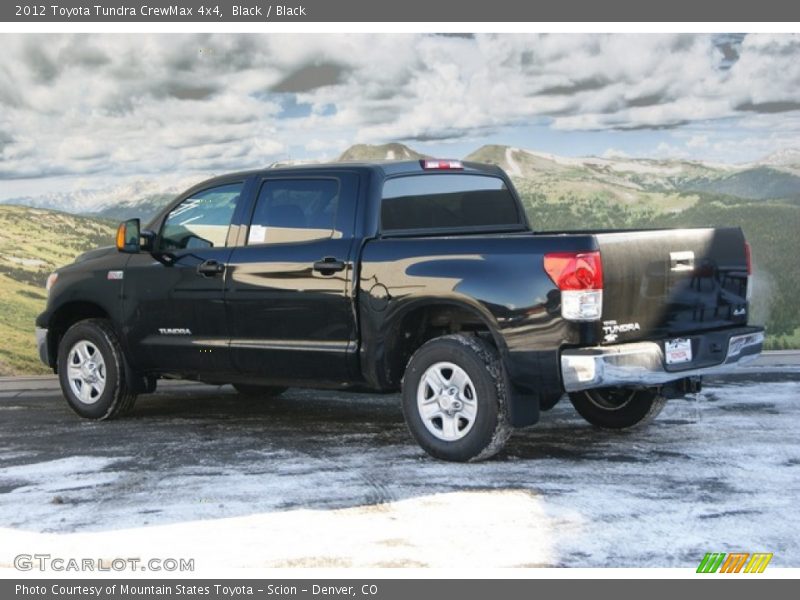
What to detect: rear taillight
<box><xmin>420</xmin><ymin>159</ymin><xmax>463</xmax><ymax>170</ymax></box>
<box><xmin>544</xmin><ymin>251</ymin><xmax>603</xmax><ymax>321</ymax></box>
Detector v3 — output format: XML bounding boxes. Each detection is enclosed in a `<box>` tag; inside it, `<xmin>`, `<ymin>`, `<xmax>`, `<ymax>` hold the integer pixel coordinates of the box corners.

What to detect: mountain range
<box><xmin>4</xmin><ymin>143</ymin><xmax>800</xmax><ymax>223</ymax></box>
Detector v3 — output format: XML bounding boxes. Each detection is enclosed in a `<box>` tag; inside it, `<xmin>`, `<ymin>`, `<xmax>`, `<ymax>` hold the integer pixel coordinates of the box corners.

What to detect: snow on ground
<box><xmin>0</xmin><ymin>377</ymin><xmax>798</xmax><ymax>569</ymax></box>
<box><xmin>1</xmin><ymin>490</ymin><xmax>558</xmax><ymax>569</ymax></box>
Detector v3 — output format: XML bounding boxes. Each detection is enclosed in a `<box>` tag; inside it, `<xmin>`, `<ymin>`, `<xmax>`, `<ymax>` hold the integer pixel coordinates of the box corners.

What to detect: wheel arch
<box><xmin>365</xmin><ymin>297</ymin><xmax>509</xmax><ymax>391</ymax></box>
<box><xmin>44</xmin><ymin>301</ymin><xmax>114</xmax><ymax>370</ymax></box>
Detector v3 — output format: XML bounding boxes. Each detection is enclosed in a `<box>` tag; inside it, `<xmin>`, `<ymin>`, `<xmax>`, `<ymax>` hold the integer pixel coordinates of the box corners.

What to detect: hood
<box><xmin>73</xmin><ymin>245</ymin><xmax>117</xmax><ymax>264</ymax></box>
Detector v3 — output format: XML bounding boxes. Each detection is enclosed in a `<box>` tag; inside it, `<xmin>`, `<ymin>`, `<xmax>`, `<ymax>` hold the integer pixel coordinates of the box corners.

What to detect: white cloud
<box><xmin>0</xmin><ymin>33</ymin><xmax>799</xmax><ymax>186</ymax></box>
<box><xmin>304</xmin><ymin>138</ymin><xmax>349</xmax><ymax>154</ymax></box>
<box><xmin>654</xmin><ymin>142</ymin><xmax>691</xmax><ymax>159</ymax></box>
<box><xmin>686</xmin><ymin>135</ymin><xmax>709</xmax><ymax>148</ymax></box>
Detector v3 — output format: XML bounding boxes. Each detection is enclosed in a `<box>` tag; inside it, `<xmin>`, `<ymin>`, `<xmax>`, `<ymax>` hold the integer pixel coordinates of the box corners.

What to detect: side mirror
<box><xmin>140</xmin><ymin>229</ymin><xmax>156</xmax><ymax>252</ymax></box>
<box><xmin>116</xmin><ymin>218</ymin><xmax>141</xmax><ymax>253</ymax></box>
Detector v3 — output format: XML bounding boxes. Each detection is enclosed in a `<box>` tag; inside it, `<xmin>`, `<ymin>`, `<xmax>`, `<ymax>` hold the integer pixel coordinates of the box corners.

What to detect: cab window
<box><xmin>247</xmin><ymin>179</ymin><xmax>339</xmax><ymax>245</ymax></box>
<box><xmin>381</xmin><ymin>174</ymin><xmax>522</xmax><ymax>232</ymax></box>
<box><xmin>159</xmin><ymin>183</ymin><xmax>243</xmax><ymax>251</ymax></box>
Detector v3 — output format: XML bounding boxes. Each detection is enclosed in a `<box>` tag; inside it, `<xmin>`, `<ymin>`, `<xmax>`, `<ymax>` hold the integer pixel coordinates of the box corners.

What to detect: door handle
<box><xmin>197</xmin><ymin>259</ymin><xmax>225</xmax><ymax>276</ymax></box>
<box><xmin>313</xmin><ymin>256</ymin><xmax>346</xmax><ymax>275</ymax></box>
<box><xmin>670</xmin><ymin>250</ymin><xmax>695</xmax><ymax>272</ymax></box>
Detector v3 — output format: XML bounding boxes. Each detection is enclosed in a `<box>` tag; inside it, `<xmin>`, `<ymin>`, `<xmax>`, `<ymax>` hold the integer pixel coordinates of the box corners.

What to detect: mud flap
<box><xmin>123</xmin><ymin>358</ymin><xmax>157</xmax><ymax>394</ymax></box>
<box><xmin>507</xmin><ymin>383</ymin><xmax>540</xmax><ymax>428</ymax></box>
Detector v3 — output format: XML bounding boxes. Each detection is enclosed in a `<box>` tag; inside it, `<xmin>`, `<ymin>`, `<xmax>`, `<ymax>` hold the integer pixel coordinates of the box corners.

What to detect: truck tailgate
<box><xmin>596</xmin><ymin>227</ymin><xmax>749</xmax><ymax>343</ymax></box>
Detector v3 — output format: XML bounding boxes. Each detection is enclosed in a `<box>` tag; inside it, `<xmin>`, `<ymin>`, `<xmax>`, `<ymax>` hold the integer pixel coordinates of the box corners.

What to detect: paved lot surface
<box><xmin>0</xmin><ymin>367</ymin><xmax>798</xmax><ymax>569</ymax></box>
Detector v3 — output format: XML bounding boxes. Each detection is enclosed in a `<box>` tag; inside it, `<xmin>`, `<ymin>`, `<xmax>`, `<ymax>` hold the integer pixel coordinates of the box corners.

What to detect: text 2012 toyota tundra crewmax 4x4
<box><xmin>35</xmin><ymin>159</ymin><xmax>764</xmax><ymax>461</ymax></box>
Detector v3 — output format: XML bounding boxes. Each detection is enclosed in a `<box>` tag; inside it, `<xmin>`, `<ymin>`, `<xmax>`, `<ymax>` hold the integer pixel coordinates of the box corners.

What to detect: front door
<box><xmin>225</xmin><ymin>173</ymin><xmax>359</xmax><ymax>384</ymax></box>
<box><xmin>122</xmin><ymin>180</ymin><xmax>247</xmax><ymax>376</ymax></box>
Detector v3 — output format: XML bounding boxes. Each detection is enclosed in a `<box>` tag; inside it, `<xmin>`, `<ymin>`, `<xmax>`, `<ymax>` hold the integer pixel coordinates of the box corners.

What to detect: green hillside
<box><xmin>681</xmin><ymin>167</ymin><xmax>800</xmax><ymax>200</ymax></box>
<box><xmin>0</xmin><ymin>206</ymin><xmax>115</xmax><ymax>375</ymax></box>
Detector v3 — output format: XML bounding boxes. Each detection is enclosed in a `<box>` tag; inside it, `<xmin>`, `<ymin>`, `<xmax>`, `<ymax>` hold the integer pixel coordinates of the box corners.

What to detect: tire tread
<box><xmin>58</xmin><ymin>318</ymin><xmax>137</xmax><ymax>420</ymax></box>
<box><xmin>402</xmin><ymin>333</ymin><xmax>511</xmax><ymax>462</ymax></box>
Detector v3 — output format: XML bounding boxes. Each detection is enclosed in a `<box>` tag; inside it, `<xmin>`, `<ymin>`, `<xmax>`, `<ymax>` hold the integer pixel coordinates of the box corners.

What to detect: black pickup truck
<box><xmin>35</xmin><ymin>159</ymin><xmax>764</xmax><ymax>461</ymax></box>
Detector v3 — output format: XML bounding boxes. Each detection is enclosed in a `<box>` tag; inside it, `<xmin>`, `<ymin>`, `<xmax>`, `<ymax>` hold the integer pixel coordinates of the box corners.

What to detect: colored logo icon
<box><xmin>697</xmin><ymin>552</ymin><xmax>773</xmax><ymax>573</ymax></box>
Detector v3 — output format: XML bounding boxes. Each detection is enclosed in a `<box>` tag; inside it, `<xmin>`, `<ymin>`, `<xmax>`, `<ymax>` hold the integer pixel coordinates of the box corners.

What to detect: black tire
<box><xmin>568</xmin><ymin>387</ymin><xmax>666</xmax><ymax>430</ymax></box>
<box><xmin>401</xmin><ymin>334</ymin><xmax>511</xmax><ymax>462</ymax></box>
<box><xmin>232</xmin><ymin>384</ymin><xmax>288</xmax><ymax>398</ymax></box>
<box><xmin>57</xmin><ymin>319</ymin><xmax>137</xmax><ymax>420</ymax></box>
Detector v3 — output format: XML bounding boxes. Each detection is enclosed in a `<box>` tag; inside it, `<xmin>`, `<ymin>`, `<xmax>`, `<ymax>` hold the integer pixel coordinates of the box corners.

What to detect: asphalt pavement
<box><xmin>0</xmin><ymin>355</ymin><xmax>798</xmax><ymax>569</ymax></box>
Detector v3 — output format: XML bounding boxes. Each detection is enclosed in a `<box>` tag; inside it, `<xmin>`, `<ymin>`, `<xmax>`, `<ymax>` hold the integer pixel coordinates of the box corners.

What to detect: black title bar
<box><xmin>3</xmin><ymin>0</ymin><xmax>800</xmax><ymax>22</ymax></box>
<box><xmin>3</xmin><ymin>579</ymin><xmax>795</xmax><ymax>600</ymax></box>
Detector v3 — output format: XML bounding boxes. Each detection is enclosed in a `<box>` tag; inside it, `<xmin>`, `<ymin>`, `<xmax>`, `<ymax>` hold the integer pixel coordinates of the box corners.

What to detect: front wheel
<box><xmin>401</xmin><ymin>334</ymin><xmax>511</xmax><ymax>462</ymax></box>
<box><xmin>57</xmin><ymin>319</ymin><xmax>137</xmax><ymax>420</ymax></box>
<box><xmin>568</xmin><ymin>387</ymin><xmax>666</xmax><ymax>430</ymax></box>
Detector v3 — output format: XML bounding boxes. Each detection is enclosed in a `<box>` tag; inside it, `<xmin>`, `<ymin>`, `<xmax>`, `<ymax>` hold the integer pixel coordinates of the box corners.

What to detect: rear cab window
<box><xmin>381</xmin><ymin>173</ymin><xmax>524</xmax><ymax>234</ymax></box>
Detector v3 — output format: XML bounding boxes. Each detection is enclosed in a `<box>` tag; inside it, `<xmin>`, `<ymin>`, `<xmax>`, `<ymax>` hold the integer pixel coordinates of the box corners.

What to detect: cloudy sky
<box><xmin>1</xmin><ymin>33</ymin><xmax>800</xmax><ymax>199</ymax></box>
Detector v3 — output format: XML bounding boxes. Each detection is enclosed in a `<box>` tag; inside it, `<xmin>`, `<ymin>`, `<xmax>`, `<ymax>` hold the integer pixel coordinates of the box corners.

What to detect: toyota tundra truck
<box><xmin>35</xmin><ymin>159</ymin><xmax>764</xmax><ymax>461</ymax></box>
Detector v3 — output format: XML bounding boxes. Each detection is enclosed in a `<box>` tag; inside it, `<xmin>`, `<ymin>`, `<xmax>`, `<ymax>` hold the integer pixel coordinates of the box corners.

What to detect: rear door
<box><xmin>225</xmin><ymin>172</ymin><xmax>360</xmax><ymax>383</ymax></box>
<box><xmin>596</xmin><ymin>227</ymin><xmax>750</xmax><ymax>343</ymax></box>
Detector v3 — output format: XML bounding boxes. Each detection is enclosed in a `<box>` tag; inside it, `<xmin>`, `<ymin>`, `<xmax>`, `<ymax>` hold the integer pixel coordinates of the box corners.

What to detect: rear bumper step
<box><xmin>560</xmin><ymin>328</ymin><xmax>764</xmax><ymax>392</ymax></box>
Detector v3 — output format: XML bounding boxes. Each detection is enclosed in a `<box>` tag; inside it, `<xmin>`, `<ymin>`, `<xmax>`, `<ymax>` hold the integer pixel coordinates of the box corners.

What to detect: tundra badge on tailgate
<box><xmin>602</xmin><ymin>320</ymin><xmax>641</xmax><ymax>343</ymax></box>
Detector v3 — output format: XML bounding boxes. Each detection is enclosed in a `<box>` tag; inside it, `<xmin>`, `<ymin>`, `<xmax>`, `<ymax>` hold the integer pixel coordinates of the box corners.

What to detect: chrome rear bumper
<box><xmin>560</xmin><ymin>329</ymin><xmax>764</xmax><ymax>392</ymax></box>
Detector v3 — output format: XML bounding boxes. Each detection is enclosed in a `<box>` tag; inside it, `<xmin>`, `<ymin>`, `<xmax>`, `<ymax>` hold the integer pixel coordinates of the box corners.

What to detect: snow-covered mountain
<box><xmin>2</xmin><ymin>175</ymin><xmax>207</xmax><ymax>222</ymax></box>
<box><xmin>759</xmin><ymin>148</ymin><xmax>800</xmax><ymax>174</ymax></box>
<box><xmin>3</xmin><ymin>144</ymin><xmax>800</xmax><ymax>220</ymax></box>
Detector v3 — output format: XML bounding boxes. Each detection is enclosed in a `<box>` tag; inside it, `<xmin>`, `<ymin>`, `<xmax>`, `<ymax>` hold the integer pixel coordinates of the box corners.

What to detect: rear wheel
<box><xmin>568</xmin><ymin>387</ymin><xmax>666</xmax><ymax>430</ymax></box>
<box><xmin>57</xmin><ymin>319</ymin><xmax>137</xmax><ymax>420</ymax></box>
<box><xmin>401</xmin><ymin>334</ymin><xmax>511</xmax><ymax>462</ymax></box>
<box><xmin>233</xmin><ymin>384</ymin><xmax>287</xmax><ymax>398</ymax></box>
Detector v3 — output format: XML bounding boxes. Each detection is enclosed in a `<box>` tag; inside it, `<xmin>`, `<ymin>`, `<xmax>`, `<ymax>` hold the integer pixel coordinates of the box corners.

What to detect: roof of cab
<box><xmin>186</xmin><ymin>160</ymin><xmax>507</xmax><ymax>192</ymax></box>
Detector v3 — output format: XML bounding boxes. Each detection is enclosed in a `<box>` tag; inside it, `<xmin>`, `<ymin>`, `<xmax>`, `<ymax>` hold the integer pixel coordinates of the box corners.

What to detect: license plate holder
<box><xmin>665</xmin><ymin>338</ymin><xmax>692</xmax><ymax>365</ymax></box>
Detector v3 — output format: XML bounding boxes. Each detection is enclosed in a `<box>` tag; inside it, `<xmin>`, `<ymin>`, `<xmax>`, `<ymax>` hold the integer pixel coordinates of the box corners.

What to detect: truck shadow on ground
<box><xmin>127</xmin><ymin>386</ymin><xmax>622</xmax><ymax>462</ymax></box>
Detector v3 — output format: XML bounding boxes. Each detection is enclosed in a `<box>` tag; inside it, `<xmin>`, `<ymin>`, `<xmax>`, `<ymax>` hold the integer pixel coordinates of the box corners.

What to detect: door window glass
<box><xmin>160</xmin><ymin>183</ymin><xmax>243</xmax><ymax>250</ymax></box>
<box><xmin>247</xmin><ymin>179</ymin><xmax>339</xmax><ymax>245</ymax></box>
